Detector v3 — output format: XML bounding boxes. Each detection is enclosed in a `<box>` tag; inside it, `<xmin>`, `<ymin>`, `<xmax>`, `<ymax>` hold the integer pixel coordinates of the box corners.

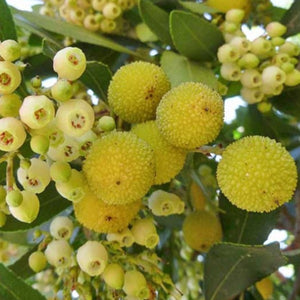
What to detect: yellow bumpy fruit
<box><xmin>190</xmin><ymin>181</ymin><xmax>206</xmax><ymax>210</ymax></box>
<box><xmin>217</xmin><ymin>136</ymin><xmax>297</xmax><ymax>212</ymax></box>
<box><xmin>182</xmin><ymin>211</ymin><xmax>222</xmax><ymax>252</ymax></box>
<box><xmin>83</xmin><ymin>131</ymin><xmax>155</xmax><ymax>205</ymax></box>
<box><xmin>255</xmin><ymin>277</ymin><xmax>273</xmax><ymax>299</ymax></box>
<box><xmin>74</xmin><ymin>189</ymin><xmax>141</xmax><ymax>233</ymax></box>
<box><xmin>156</xmin><ymin>82</ymin><xmax>224</xmax><ymax>149</ymax></box>
<box><xmin>206</xmin><ymin>0</ymin><xmax>250</xmax><ymax>13</ymax></box>
<box><xmin>131</xmin><ymin>121</ymin><xmax>186</xmax><ymax>184</ymax></box>
<box><xmin>108</xmin><ymin>61</ymin><xmax>170</xmax><ymax>123</ymax></box>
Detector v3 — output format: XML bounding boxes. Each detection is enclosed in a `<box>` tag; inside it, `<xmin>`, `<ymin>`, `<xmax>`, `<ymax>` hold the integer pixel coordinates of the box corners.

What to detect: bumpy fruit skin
<box><xmin>74</xmin><ymin>189</ymin><xmax>141</xmax><ymax>233</ymax></box>
<box><xmin>182</xmin><ymin>211</ymin><xmax>222</xmax><ymax>252</ymax></box>
<box><xmin>255</xmin><ymin>277</ymin><xmax>273</xmax><ymax>299</ymax></box>
<box><xmin>156</xmin><ymin>82</ymin><xmax>224</xmax><ymax>149</ymax></box>
<box><xmin>206</xmin><ymin>0</ymin><xmax>250</xmax><ymax>13</ymax></box>
<box><xmin>132</xmin><ymin>121</ymin><xmax>186</xmax><ymax>184</ymax></box>
<box><xmin>83</xmin><ymin>132</ymin><xmax>155</xmax><ymax>205</ymax></box>
<box><xmin>108</xmin><ymin>61</ymin><xmax>170</xmax><ymax>123</ymax></box>
<box><xmin>217</xmin><ymin>136</ymin><xmax>297</xmax><ymax>212</ymax></box>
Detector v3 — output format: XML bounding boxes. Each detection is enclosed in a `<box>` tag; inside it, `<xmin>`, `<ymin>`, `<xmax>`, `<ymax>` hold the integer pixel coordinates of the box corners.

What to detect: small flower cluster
<box><xmin>218</xmin><ymin>9</ymin><xmax>300</xmax><ymax>104</ymax></box>
<box><xmin>39</xmin><ymin>0</ymin><xmax>136</xmax><ymax>34</ymax></box>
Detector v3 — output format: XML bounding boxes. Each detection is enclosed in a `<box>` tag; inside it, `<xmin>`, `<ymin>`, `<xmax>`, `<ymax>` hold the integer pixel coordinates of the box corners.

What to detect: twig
<box><xmin>193</xmin><ymin>144</ymin><xmax>224</xmax><ymax>156</ymax></box>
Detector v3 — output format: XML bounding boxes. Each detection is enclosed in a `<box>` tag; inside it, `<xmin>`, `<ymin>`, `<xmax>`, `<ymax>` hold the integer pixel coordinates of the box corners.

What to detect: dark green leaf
<box><xmin>219</xmin><ymin>193</ymin><xmax>279</xmax><ymax>245</ymax></box>
<box><xmin>284</xmin><ymin>248</ymin><xmax>300</xmax><ymax>270</ymax></box>
<box><xmin>155</xmin><ymin>214</ymin><xmax>184</xmax><ymax>230</ymax></box>
<box><xmin>80</xmin><ymin>61</ymin><xmax>112</xmax><ymax>101</ymax></box>
<box><xmin>0</xmin><ymin>184</ymin><xmax>71</xmax><ymax>232</ymax></box>
<box><xmin>24</xmin><ymin>53</ymin><xmax>55</xmax><ymax>79</ymax></box>
<box><xmin>204</xmin><ymin>242</ymin><xmax>287</xmax><ymax>300</ymax></box>
<box><xmin>0</xmin><ymin>231</ymin><xmax>29</xmax><ymax>245</ymax></box>
<box><xmin>170</xmin><ymin>10</ymin><xmax>224</xmax><ymax>61</ymax></box>
<box><xmin>138</xmin><ymin>0</ymin><xmax>173</xmax><ymax>46</ymax></box>
<box><xmin>0</xmin><ymin>0</ymin><xmax>17</xmax><ymax>40</ymax></box>
<box><xmin>0</xmin><ymin>263</ymin><xmax>46</xmax><ymax>299</ymax></box>
<box><xmin>11</xmin><ymin>7</ymin><xmax>138</xmax><ymax>56</ymax></box>
<box><xmin>42</xmin><ymin>39</ymin><xmax>61</xmax><ymax>59</ymax></box>
<box><xmin>160</xmin><ymin>51</ymin><xmax>218</xmax><ymax>89</ymax></box>
<box><xmin>9</xmin><ymin>244</ymin><xmax>38</xmax><ymax>279</ymax></box>
<box><xmin>281</xmin><ymin>0</ymin><xmax>300</xmax><ymax>36</ymax></box>
<box><xmin>179</xmin><ymin>1</ymin><xmax>219</xmax><ymax>14</ymax></box>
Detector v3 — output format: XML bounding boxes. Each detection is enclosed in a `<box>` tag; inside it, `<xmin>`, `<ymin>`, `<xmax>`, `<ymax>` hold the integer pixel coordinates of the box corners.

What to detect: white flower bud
<box><xmin>0</xmin><ymin>61</ymin><xmax>21</xmax><ymax>95</ymax></box>
<box><xmin>220</xmin><ymin>63</ymin><xmax>241</xmax><ymax>81</ymax></box>
<box><xmin>241</xmin><ymin>87</ymin><xmax>264</xmax><ymax>104</ymax></box>
<box><xmin>240</xmin><ymin>69</ymin><xmax>262</xmax><ymax>88</ymax></box>
<box><xmin>217</xmin><ymin>44</ymin><xmax>239</xmax><ymax>63</ymax></box>
<box><xmin>262</xmin><ymin>65</ymin><xmax>286</xmax><ymax>87</ymax></box>
<box><xmin>0</xmin><ymin>40</ymin><xmax>21</xmax><ymax>62</ymax></box>
<box><xmin>45</xmin><ymin>240</ymin><xmax>72</xmax><ymax>268</ymax></box>
<box><xmin>50</xmin><ymin>216</ymin><xmax>74</xmax><ymax>240</ymax></box>
<box><xmin>106</xmin><ymin>228</ymin><xmax>134</xmax><ymax>247</ymax></box>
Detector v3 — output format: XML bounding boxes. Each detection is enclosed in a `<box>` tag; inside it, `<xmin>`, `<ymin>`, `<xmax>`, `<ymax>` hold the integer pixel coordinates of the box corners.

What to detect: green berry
<box><xmin>30</xmin><ymin>135</ymin><xmax>50</xmax><ymax>154</ymax></box>
<box><xmin>102</xmin><ymin>264</ymin><xmax>124</xmax><ymax>289</ymax></box>
<box><xmin>223</xmin><ymin>21</ymin><xmax>238</xmax><ymax>33</ymax></box>
<box><xmin>123</xmin><ymin>270</ymin><xmax>149</xmax><ymax>298</ymax></box>
<box><xmin>225</xmin><ymin>9</ymin><xmax>245</xmax><ymax>23</ymax></box>
<box><xmin>31</xmin><ymin>76</ymin><xmax>42</xmax><ymax>89</ymax></box>
<box><xmin>102</xmin><ymin>3</ymin><xmax>122</xmax><ymax>19</ymax></box>
<box><xmin>28</xmin><ymin>251</ymin><xmax>47</xmax><ymax>273</ymax></box>
<box><xmin>6</xmin><ymin>190</ymin><xmax>23</xmax><ymax>207</ymax></box>
<box><xmin>92</xmin><ymin>0</ymin><xmax>108</xmax><ymax>11</ymax></box>
<box><xmin>51</xmin><ymin>79</ymin><xmax>73</xmax><ymax>102</ymax></box>
<box><xmin>100</xmin><ymin>18</ymin><xmax>116</xmax><ymax>33</ymax></box>
<box><xmin>257</xmin><ymin>102</ymin><xmax>272</xmax><ymax>113</ymax></box>
<box><xmin>279</xmin><ymin>42</ymin><xmax>300</xmax><ymax>57</ymax></box>
<box><xmin>0</xmin><ymin>93</ymin><xmax>22</xmax><ymax>117</ymax></box>
<box><xmin>238</xmin><ymin>53</ymin><xmax>260</xmax><ymax>69</ymax></box>
<box><xmin>266</xmin><ymin>22</ymin><xmax>287</xmax><ymax>37</ymax></box>
<box><xmin>280</xmin><ymin>62</ymin><xmax>294</xmax><ymax>73</ymax></box>
<box><xmin>251</xmin><ymin>37</ymin><xmax>272</xmax><ymax>57</ymax></box>
<box><xmin>285</xmin><ymin>69</ymin><xmax>300</xmax><ymax>87</ymax></box>
<box><xmin>0</xmin><ymin>40</ymin><xmax>21</xmax><ymax>62</ymax></box>
<box><xmin>98</xmin><ymin>116</ymin><xmax>116</xmax><ymax>132</ymax></box>
<box><xmin>271</xmin><ymin>37</ymin><xmax>285</xmax><ymax>46</ymax></box>
<box><xmin>217</xmin><ymin>44</ymin><xmax>239</xmax><ymax>63</ymax></box>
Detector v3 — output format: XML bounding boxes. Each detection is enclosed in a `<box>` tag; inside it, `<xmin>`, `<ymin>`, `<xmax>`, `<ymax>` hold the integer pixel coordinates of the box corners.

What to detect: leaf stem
<box><xmin>193</xmin><ymin>144</ymin><xmax>224</xmax><ymax>156</ymax></box>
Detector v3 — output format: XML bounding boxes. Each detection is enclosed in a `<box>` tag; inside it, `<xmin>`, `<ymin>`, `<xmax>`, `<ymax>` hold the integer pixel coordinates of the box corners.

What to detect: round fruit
<box><xmin>28</xmin><ymin>251</ymin><xmax>47</xmax><ymax>273</ymax></box>
<box><xmin>182</xmin><ymin>211</ymin><xmax>222</xmax><ymax>252</ymax></box>
<box><xmin>50</xmin><ymin>216</ymin><xmax>73</xmax><ymax>240</ymax></box>
<box><xmin>123</xmin><ymin>270</ymin><xmax>149</xmax><ymax>298</ymax></box>
<box><xmin>108</xmin><ymin>61</ymin><xmax>170</xmax><ymax>123</ymax></box>
<box><xmin>217</xmin><ymin>136</ymin><xmax>297</xmax><ymax>212</ymax></box>
<box><xmin>45</xmin><ymin>240</ymin><xmax>72</xmax><ymax>268</ymax></box>
<box><xmin>74</xmin><ymin>189</ymin><xmax>141</xmax><ymax>233</ymax></box>
<box><xmin>132</xmin><ymin>121</ymin><xmax>186</xmax><ymax>184</ymax></box>
<box><xmin>83</xmin><ymin>132</ymin><xmax>155</xmax><ymax>205</ymax></box>
<box><xmin>156</xmin><ymin>82</ymin><xmax>224</xmax><ymax>149</ymax></box>
<box><xmin>102</xmin><ymin>263</ymin><xmax>124</xmax><ymax>289</ymax></box>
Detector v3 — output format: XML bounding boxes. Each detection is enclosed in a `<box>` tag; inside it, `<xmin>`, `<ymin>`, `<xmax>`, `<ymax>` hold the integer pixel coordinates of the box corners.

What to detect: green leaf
<box><xmin>160</xmin><ymin>51</ymin><xmax>218</xmax><ymax>89</ymax></box>
<box><xmin>281</xmin><ymin>0</ymin><xmax>300</xmax><ymax>36</ymax></box>
<box><xmin>284</xmin><ymin>248</ymin><xmax>300</xmax><ymax>271</ymax></box>
<box><xmin>179</xmin><ymin>1</ymin><xmax>219</xmax><ymax>14</ymax></box>
<box><xmin>0</xmin><ymin>184</ymin><xmax>71</xmax><ymax>232</ymax></box>
<box><xmin>42</xmin><ymin>39</ymin><xmax>61</xmax><ymax>59</ymax></box>
<box><xmin>11</xmin><ymin>7</ymin><xmax>137</xmax><ymax>56</ymax></box>
<box><xmin>0</xmin><ymin>263</ymin><xmax>46</xmax><ymax>299</ymax></box>
<box><xmin>170</xmin><ymin>10</ymin><xmax>224</xmax><ymax>61</ymax></box>
<box><xmin>9</xmin><ymin>244</ymin><xmax>38</xmax><ymax>279</ymax></box>
<box><xmin>0</xmin><ymin>0</ymin><xmax>17</xmax><ymax>40</ymax></box>
<box><xmin>204</xmin><ymin>242</ymin><xmax>287</xmax><ymax>300</ymax></box>
<box><xmin>138</xmin><ymin>0</ymin><xmax>173</xmax><ymax>46</ymax></box>
<box><xmin>81</xmin><ymin>61</ymin><xmax>112</xmax><ymax>101</ymax></box>
<box><xmin>0</xmin><ymin>231</ymin><xmax>29</xmax><ymax>245</ymax></box>
<box><xmin>219</xmin><ymin>193</ymin><xmax>279</xmax><ymax>245</ymax></box>
<box><xmin>24</xmin><ymin>53</ymin><xmax>55</xmax><ymax>79</ymax></box>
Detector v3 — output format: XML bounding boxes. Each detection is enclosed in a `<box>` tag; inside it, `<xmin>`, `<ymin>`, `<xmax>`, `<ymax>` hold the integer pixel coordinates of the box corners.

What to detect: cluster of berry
<box><xmin>39</xmin><ymin>0</ymin><xmax>136</xmax><ymax>34</ymax></box>
<box><xmin>217</xmin><ymin>9</ymin><xmax>300</xmax><ymax>105</ymax></box>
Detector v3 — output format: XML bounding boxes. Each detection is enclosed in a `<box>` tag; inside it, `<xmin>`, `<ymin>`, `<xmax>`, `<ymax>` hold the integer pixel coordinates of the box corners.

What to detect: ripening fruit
<box><xmin>156</xmin><ymin>82</ymin><xmax>224</xmax><ymax>149</ymax></box>
<box><xmin>55</xmin><ymin>99</ymin><xmax>95</xmax><ymax>137</ymax></box>
<box><xmin>19</xmin><ymin>95</ymin><xmax>55</xmax><ymax>130</ymax></box>
<box><xmin>53</xmin><ymin>47</ymin><xmax>86</xmax><ymax>81</ymax></box>
<box><xmin>217</xmin><ymin>136</ymin><xmax>297</xmax><ymax>212</ymax></box>
<box><xmin>45</xmin><ymin>240</ymin><xmax>72</xmax><ymax>268</ymax></box>
<box><xmin>50</xmin><ymin>216</ymin><xmax>73</xmax><ymax>240</ymax></box>
<box><xmin>108</xmin><ymin>61</ymin><xmax>170</xmax><ymax>123</ymax></box>
<box><xmin>123</xmin><ymin>270</ymin><xmax>150</xmax><ymax>299</ymax></box>
<box><xmin>74</xmin><ymin>189</ymin><xmax>141</xmax><ymax>233</ymax></box>
<box><xmin>83</xmin><ymin>132</ymin><xmax>155</xmax><ymax>205</ymax></box>
<box><xmin>0</xmin><ymin>61</ymin><xmax>21</xmax><ymax>94</ymax></box>
<box><xmin>9</xmin><ymin>191</ymin><xmax>40</xmax><ymax>223</ymax></box>
<box><xmin>255</xmin><ymin>277</ymin><xmax>273</xmax><ymax>299</ymax></box>
<box><xmin>102</xmin><ymin>264</ymin><xmax>124</xmax><ymax>289</ymax></box>
<box><xmin>0</xmin><ymin>94</ymin><xmax>22</xmax><ymax>117</ymax></box>
<box><xmin>76</xmin><ymin>241</ymin><xmax>108</xmax><ymax>276</ymax></box>
<box><xmin>182</xmin><ymin>211</ymin><xmax>222</xmax><ymax>252</ymax></box>
<box><xmin>0</xmin><ymin>117</ymin><xmax>26</xmax><ymax>152</ymax></box>
<box><xmin>132</xmin><ymin>121</ymin><xmax>186</xmax><ymax>184</ymax></box>
<box><xmin>28</xmin><ymin>251</ymin><xmax>47</xmax><ymax>273</ymax></box>
<box><xmin>190</xmin><ymin>181</ymin><xmax>206</xmax><ymax>210</ymax></box>
<box><xmin>206</xmin><ymin>0</ymin><xmax>250</xmax><ymax>13</ymax></box>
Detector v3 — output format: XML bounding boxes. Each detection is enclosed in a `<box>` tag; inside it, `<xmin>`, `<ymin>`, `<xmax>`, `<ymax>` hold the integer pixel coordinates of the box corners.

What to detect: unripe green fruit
<box><xmin>50</xmin><ymin>216</ymin><xmax>73</xmax><ymax>240</ymax></box>
<box><xmin>241</xmin><ymin>69</ymin><xmax>262</xmax><ymax>88</ymax></box>
<box><xmin>271</xmin><ymin>37</ymin><xmax>285</xmax><ymax>47</ymax></box>
<box><xmin>0</xmin><ymin>61</ymin><xmax>21</xmax><ymax>94</ymax></box>
<box><xmin>0</xmin><ymin>40</ymin><xmax>21</xmax><ymax>62</ymax></box>
<box><xmin>53</xmin><ymin>47</ymin><xmax>86</xmax><ymax>81</ymax></box>
<box><xmin>6</xmin><ymin>190</ymin><xmax>23</xmax><ymax>207</ymax></box>
<box><xmin>0</xmin><ymin>211</ymin><xmax>7</xmax><ymax>227</ymax></box>
<box><xmin>30</xmin><ymin>135</ymin><xmax>50</xmax><ymax>154</ymax></box>
<box><xmin>183</xmin><ymin>211</ymin><xmax>222</xmax><ymax>252</ymax></box>
<box><xmin>238</xmin><ymin>53</ymin><xmax>260</xmax><ymax>69</ymax></box>
<box><xmin>217</xmin><ymin>44</ymin><xmax>239</xmax><ymax>63</ymax></box>
<box><xmin>31</xmin><ymin>76</ymin><xmax>42</xmax><ymax>89</ymax></box>
<box><xmin>100</xmin><ymin>18</ymin><xmax>116</xmax><ymax>33</ymax></box>
<box><xmin>0</xmin><ymin>117</ymin><xmax>26</xmax><ymax>152</ymax></box>
<box><xmin>223</xmin><ymin>21</ymin><xmax>238</xmax><ymax>33</ymax></box>
<box><xmin>98</xmin><ymin>116</ymin><xmax>116</xmax><ymax>132</ymax></box>
<box><xmin>257</xmin><ymin>102</ymin><xmax>272</xmax><ymax>113</ymax></box>
<box><xmin>241</xmin><ymin>87</ymin><xmax>264</xmax><ymax>104</ymax></box>
<box><xmin>19</xmin><ymin>95</ymin><xmax>55</xmax><ymax>129</ymax></box>
<box><xmin>280</xmin><ymin>62</ymin><xmax>294</xmax><ymax>74</ymax></box>
<box><xmin>51</xmin><ymin>79</ymin><xmax>73</xmax><ymax>102</ymax></box>
<box><xmin>55</xmin><ymin>99</ymin><xmax>95</xmax><ymax>137</ymax></box>
<box><xmin>28</xmin><ymin>251</ymin><xmax>47</xmax><ymax>273</ymax></box>
<box><xmin>279</xmin><ymin>42</ymin><xmax>300</xmax><ymax>57</ymax></box>
<box><xmin>251</xmin><ymin>37</ymin><xmax>272</xmax><ymax>57</ymax></box>
<box><xmin>45</xmin><ymin>240</ymin><xmax>72</xmax><ymax>268</ymax></box>
<box><xmin>102</xmin><ymin>2</ymin><xmax>121</xmax><ymax>19</ymax></box>
<box><xmin>131</xmin><ymin>218</ymin><xmax>159</xmax><ymax>249</ymax></box>
<box><xmin>50</xmin><ymin>161</ymin><xmax>72</xmax><ymax>183</ymax></box>
<box><xmin>106</xmin><ymin>228</ymin><xmax>135</xmax><ymax>247</ymax></box>
<box><xmin>266</xmin><ymin>22</ymin><xmax>287</xmax><ymax>38</ymax></box>
<box><xmin>135</xmin><ymin>23</ymin><xmax>158</xmax><ymax>42</ymax></box>
<box><xmin>220</xmin><ymin>63</ymin><xmax>241</xmax><ymax>81</ymax></box>
<box><xmin>123</xmin><ymin>270</ymin><xmax>149</xmax><ymax>299</ymax></box>
<box><xmin>285</xmin><ymin>69</ymin><xmax>300</xmax><ymax>87</ymax></box>
<box><xmin>9</xmin><ymin>191</ymin><xmax>40</xmax><ymax>223</ymax></box>
<box><xmin>56</xmin><ymin>169</ymin><xmax>85</xmax><ymax>202</ymax></box>
<box><xmin>102</xmin><ymin>264</ymin><xmax>124</xmax><ymax>289</ymax></box>
<box><xmin>76</xmin><ymin>241</ymin><xmax>108</xmax><ymax>276</ymax></box>
<box><xmin>225</xmin><ymin>9</ymin><xmax>245</xmax><ymax>23</ymax></box>
<box><xmin>0</xmin><ymin>93</ymin><xmax>21</xmax><ymax>117</ymax></box>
